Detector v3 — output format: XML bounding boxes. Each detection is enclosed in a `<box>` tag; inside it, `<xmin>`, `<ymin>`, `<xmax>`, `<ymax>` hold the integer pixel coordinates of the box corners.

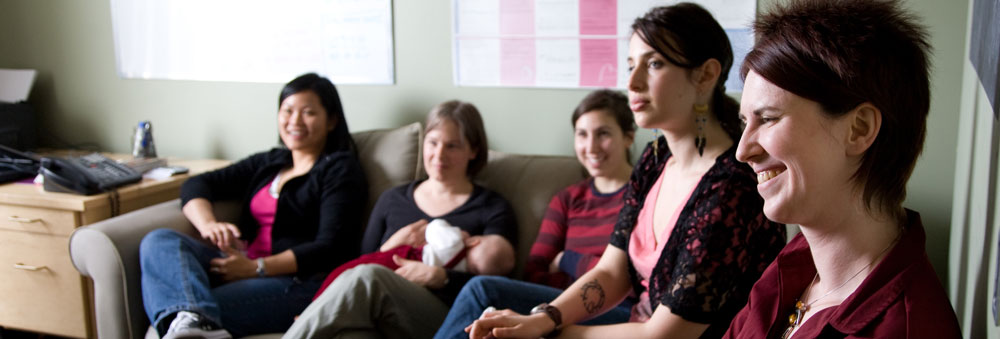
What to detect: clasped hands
<box><xmin>465</xmin><ymin>308</ymin><xmax>557</xmax><ymax>339</ymax></box>
<box><xmin>198</xmin><ymin>220</ymin><xmax>255</xmax><ymax>282</ymax></box>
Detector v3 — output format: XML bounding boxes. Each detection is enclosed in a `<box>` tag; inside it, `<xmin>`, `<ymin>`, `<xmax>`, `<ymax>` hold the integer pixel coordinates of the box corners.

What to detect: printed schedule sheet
<box><xmin>453</xmin><ymin>0</ymin><xmax>756</xmax><ymax>90</ymax></box>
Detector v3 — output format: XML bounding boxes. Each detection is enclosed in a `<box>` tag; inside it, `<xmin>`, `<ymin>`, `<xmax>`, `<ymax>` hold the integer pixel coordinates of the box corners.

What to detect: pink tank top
<box><xmin>628</xmin><ymin>164</ymin><xmax>700</xmax><ymax>321</ymax></box>
<box><xmin>246</xmin><ymin>179</ymin><xmax>278</xmax><ymax>259</ymax></box>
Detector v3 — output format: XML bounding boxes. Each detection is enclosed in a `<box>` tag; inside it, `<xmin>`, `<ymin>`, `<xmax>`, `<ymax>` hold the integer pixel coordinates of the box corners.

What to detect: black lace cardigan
<box><xmin>609</xmin><ymin>137</ymin><xmax>786</xmax><ymax>338</ymax></box>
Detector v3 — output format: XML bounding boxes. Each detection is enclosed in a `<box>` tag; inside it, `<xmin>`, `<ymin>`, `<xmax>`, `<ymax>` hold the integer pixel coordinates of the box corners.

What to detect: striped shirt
<box><xmin>524</xmin><ymin>178</ymin><xmax>625</xmax><ymax>289</ymax></box>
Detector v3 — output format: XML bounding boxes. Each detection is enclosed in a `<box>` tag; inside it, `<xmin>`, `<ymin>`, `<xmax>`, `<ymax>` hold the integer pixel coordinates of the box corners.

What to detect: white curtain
<box><xmin>948</xmin><ymin>2</ymin><xmax>1000</xmax><ymax>338</ymax></box>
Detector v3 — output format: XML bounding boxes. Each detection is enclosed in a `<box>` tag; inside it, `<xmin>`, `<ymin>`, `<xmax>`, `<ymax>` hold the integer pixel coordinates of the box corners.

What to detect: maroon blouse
<box><xmin>724</xmin><ymin>210</ymin><xmax>961</xmax><ymax>338</ymax></box>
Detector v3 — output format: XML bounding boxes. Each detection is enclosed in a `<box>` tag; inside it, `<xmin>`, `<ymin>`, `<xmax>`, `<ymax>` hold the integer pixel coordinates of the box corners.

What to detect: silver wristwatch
<box><xmin>255</xmin><ymin>258</ymin><xmax>267</xmax><ymax>277</ymax></box>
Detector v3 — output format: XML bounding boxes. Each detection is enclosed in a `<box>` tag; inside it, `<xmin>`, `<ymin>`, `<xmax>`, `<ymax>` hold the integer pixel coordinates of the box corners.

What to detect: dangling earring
<box><xmin>693</xmin><ymin>103</ymin><xmax>709</xmax><ymax>156</ymax></box>
<box><xmin>652</xmin><ymin>129</ymin><xmax>660</xmax><ymax>160</ymax></box>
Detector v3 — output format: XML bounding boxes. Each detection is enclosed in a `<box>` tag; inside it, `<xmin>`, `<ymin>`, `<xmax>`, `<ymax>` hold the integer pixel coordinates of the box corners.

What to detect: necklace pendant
<box><xmin>793</xmin><ymin>301</ymin><xmax>806</xmax><ymax>326</ymax></box>
<box><xmin>783</xmin><ymin>300</ymin><xmax>808</xmax><ymax>339</ymax></box>
<box><xmin>782</xmin><ymin>325</ymin><xmax>795</xmax><ymax>339</ymax></box>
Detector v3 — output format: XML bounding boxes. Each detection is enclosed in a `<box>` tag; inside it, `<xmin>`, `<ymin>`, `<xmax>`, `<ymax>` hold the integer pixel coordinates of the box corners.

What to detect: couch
<box><xmin>69</xmin><ymin>122</ymin><xmax>587</xmax><ymax>339</ymax></box>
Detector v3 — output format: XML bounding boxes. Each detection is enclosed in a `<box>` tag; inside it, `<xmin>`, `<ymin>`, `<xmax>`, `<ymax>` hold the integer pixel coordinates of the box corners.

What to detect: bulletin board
<box><xmin>109</xmin><ymin>0</ymin><xmax>394</xmax><ymax>84</ymax></box>
<box><xmin>452</xmin><ymin>0</ymin><xmax>755</xmax><ymax>90</ymax></box>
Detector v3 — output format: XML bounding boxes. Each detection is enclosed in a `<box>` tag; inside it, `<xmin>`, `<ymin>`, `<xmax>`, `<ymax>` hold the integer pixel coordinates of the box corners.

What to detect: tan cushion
<box><xmin>351</xmin><ymin>122</ymin><xmax>423</xmax><ymax>223</ymax></box>
<box><xmin>475</xmin><ymin>150</ymin><xmax>587</xmax><ymax>278</ymax></box>
<box><xmin>74</xmin><ymin>123</ymin><xmax>591</xmax><ymax>338</ymax></box>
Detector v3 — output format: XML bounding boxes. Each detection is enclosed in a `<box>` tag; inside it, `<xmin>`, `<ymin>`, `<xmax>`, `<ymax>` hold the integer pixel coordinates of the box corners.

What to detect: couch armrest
<box><xmin>69</xmin><ymin>199</ymin><xmax>240</xmax><ymax>339</ymax></box>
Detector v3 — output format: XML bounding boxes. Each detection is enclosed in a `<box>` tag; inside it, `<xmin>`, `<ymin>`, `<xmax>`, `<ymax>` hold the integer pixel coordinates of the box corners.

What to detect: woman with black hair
<box><xmin>139</xmin><ymin>73</ymin><xmax>368</xmax><ymax>338</ymax></box>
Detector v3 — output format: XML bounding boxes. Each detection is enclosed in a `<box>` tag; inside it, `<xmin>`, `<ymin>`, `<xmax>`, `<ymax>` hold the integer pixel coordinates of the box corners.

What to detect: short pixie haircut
<box><xmin>742</xmin><ymin>0</ymin><xmax>931</xmax><ymax>219</ymax></box>
<box><xmin>425</xmin><ymin>100</ymin><xmax>489</xmax><ymax>177</ymax></box>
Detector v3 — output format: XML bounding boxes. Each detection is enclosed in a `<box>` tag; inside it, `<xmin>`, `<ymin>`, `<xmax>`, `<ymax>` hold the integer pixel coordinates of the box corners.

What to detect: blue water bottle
<box><xmin>132</xmin><ymin>121</ymin><xmax>157</xmax><ymax>158</ymax></box>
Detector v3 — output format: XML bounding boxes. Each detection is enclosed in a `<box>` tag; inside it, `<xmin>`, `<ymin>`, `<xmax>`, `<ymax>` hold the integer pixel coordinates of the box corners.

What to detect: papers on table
<box><xmin>0</xmin><ymin>69</ymin><xmax>37</xmax><ymax>103</ymax></box>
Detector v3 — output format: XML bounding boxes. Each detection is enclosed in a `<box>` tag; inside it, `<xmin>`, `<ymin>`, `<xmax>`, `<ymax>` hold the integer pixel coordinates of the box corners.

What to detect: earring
<box><xmin>652</xmin><ymin>129</ymin><xmax>660</xmax><ymax>160</ymax></box>
<box><xmin>694</xmin><ymin>103</ymin><xmax>709</xmax><ymax>156</ymax></box>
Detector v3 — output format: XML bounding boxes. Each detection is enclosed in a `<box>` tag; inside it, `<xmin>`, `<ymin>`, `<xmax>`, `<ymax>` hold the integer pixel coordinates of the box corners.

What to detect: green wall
<box><xmin>0</xmin><ymin>0</ymin><xmax>969</xmax><ymax>283</ymax></box>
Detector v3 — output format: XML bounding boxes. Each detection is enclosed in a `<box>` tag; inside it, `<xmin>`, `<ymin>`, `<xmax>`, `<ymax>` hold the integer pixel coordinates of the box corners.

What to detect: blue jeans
<box><xmin>140</xmin><ymin>229</ymin><xmax>321</xmax><ymax>338</ymax></box>
<box><xmin>433</xmin><ymin>276</ymin><xmax>633</xmax><ymax>339</ymax></box>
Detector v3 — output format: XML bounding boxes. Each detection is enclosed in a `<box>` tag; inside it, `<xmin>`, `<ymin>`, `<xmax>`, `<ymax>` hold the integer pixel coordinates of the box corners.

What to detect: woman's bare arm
<box><xmin>182</xmin><ymin>197</ymin><xmax>241</xmax><ymax>249</ymax></box>
<box><xmin>467</xmin><ymin>245</ymin><xmax>633</xmax><ymax>339</ymax></box>
<box><xmin>557</xmin><ymin>304</ymin><xmax>708</xmax><ymax>339</ymax></box>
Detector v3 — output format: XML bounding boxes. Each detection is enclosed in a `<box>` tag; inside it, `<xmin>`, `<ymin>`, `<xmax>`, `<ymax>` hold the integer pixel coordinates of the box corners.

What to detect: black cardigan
<box><xmin>609</xmin><ymin>139</ymin><xmax>785</xmax><ymax>338</ymax></box>
<box><xmin>180</xmin><ymin>148</ymin><xmax>368</xmax><ymax>278</ymax></box>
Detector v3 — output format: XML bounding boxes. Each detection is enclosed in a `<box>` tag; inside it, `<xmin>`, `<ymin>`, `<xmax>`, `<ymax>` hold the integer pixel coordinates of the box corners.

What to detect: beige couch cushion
<box><xmin>74</xmin><ymin>122</ymin><xmax>586</xmax><ymax>339</ymax></box>
<box><xmin>351</xmin><ymin>122</ymin><xmax>424</xmax><ymax>223</ymax></box>
<box><xmin>475</xmin><ymin>150</ymin><xmax>587</xmax><ymax>278</ymax></box>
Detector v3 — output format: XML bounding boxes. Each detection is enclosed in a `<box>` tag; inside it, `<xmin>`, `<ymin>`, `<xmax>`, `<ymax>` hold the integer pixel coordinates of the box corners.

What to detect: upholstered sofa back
<box><xmin>70</xmin><ymin>122</ymin><xmax>586</xmax><ymax>339</ymax></box>
<box><xmin>350</xmin><ymin>122</ymin><xmax>425</xmax><ymax>225</ymax></box>
<box><xmin>350</xmin><ymin>122</ymin><xmax>587</xmax><ymax>277</ymax></box>
<box><xmin>475</xmin><ymin>151</ymin><xmax>586</xmax><ymax>277</ymax></box>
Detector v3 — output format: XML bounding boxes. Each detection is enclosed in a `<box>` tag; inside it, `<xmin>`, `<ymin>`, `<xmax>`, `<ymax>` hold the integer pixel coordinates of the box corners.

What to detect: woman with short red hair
<box><xmin>725</xmin><ymin>0</ymin><xmax>961</xmax><ymax>337</ymax></box>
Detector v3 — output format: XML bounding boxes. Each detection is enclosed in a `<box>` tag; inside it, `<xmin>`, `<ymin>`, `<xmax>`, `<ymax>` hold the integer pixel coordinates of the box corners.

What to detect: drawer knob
<box><xmin>7</xmin><ymin>216</ymin><xmax>41</xmax><ymax>223</ymax></box>
<box><xmin>13</xmin><ymin>263</ymin><xmax>48</xmax><ymax>271</ymax></box>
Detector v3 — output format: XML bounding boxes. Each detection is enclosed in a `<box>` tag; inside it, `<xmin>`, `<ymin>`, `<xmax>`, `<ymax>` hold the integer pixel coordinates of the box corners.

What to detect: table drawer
<box><xmin>0</xmin><ymin>230</ymin><xmax>89</xmax><ymax>338</ymax></box>
<box><xmin>0</xmin><ymin>205</ymin><xmax>78</xmax><ymax>236</ymax></box>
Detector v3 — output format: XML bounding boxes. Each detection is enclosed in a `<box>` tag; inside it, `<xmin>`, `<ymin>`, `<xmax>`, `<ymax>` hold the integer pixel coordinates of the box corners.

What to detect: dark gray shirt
<box><xmin>360</xmin><ymin>180</ymin><xmax>518</xmax><ymax>303</ymax></box>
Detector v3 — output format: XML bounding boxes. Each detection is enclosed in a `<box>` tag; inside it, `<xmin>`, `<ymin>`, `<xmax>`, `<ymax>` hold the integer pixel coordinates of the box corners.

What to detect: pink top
<box><xmin>628</xmin><ymin>164</ymin><xmax>700</xmax><ymax>321</ymax></box>
<box><xmin>246</xmin><ymin>181</ymin><xmax>277</xmax><ymax>259</ymax></box>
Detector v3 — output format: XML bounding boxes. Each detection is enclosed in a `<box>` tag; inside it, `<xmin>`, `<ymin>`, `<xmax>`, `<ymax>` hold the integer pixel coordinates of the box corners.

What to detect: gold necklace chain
<box><xmin>781</xmin><ymin>235</ymin><xmax>899</xmax><ymax>339</ymax></box>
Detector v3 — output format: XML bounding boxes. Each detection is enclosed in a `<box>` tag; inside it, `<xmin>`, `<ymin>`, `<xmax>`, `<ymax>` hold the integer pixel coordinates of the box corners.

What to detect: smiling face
<box><xmin>423</xmin><ymin>119</ymin><xmax>477</xmax><ymax>182</ymax></box>
<box><xmin>574</xmin><ymin>110</ymin><xmax>633</xmax><ymax>179</ymax></box>
<box><xmin>278</xmin><ymin>90</ymin><xmax>334</xmax><ymax>155</ymax></box>
<box><xmin>736</xmin><ymin>71</ymin><xmax>857</xmax><ymax>225</ymax></box>
<box><xmin>625</xmin><ymin>33</ymin><xmax>700</xmax><ymax>131</ymax></box>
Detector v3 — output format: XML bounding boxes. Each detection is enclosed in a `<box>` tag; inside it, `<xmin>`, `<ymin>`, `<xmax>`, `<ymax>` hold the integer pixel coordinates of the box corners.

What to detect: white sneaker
<box><xmin>162</xmin><ymin>311</ymin><xmax>232</xmax><ymax>339</ymax></box>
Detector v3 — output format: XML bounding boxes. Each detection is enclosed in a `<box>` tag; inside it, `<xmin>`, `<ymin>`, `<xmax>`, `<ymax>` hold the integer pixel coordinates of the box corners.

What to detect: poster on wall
<box><xmin>109</xmin><ymin>0</ymin><xmax>394</xmax><ymax>84</ymax></box>
<box><xmin>970</xmin><ymin>0</ymin><xmax>1000</xmax><ymax>120</ymax></box>
<box><xmin>969</xmin><ymin>0</ymin><xmax>1000</xmax><ymax>326</ymax></box>
<box><xmin>452</xmin><ymin>0</ymin><xmax>755</xmax><ymax>90</ymax></box>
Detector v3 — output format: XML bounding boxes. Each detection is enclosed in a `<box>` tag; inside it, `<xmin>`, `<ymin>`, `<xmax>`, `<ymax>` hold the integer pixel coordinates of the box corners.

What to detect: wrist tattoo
<box><xmin>580</xmin><ymin>279</ymin><xmax>606</xmax><ymax>314</ymax></box>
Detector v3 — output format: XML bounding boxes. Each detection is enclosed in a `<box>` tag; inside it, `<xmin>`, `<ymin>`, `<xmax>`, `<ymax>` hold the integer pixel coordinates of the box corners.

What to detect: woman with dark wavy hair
<box><xmin>725</xmin><ymin>0</ymin><xmax>961</xmax><ymax>337</ymax></box>
<box><xmin>139</xmin><ymin>73</ymin><xmax>367</xmax><ymax>338</ymax></box>
<box><xmin>461</xmin><ymin>3</ymin><xmax>786</xmax><ymax>339</ymax></box>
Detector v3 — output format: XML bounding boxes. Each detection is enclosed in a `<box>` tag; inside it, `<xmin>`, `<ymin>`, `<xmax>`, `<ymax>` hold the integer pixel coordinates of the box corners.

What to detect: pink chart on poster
<box><xmin>453</xmin><ymin>0</ymin><xmax>756</xmax><ymax>89</ymax></box>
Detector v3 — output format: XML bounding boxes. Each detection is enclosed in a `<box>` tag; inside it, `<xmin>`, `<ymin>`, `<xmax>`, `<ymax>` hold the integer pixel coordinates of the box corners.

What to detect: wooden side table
<box><xmin>0</xmin><ymin>155</ymin><xmax>228</xmax><ymax>338</ymax></box>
